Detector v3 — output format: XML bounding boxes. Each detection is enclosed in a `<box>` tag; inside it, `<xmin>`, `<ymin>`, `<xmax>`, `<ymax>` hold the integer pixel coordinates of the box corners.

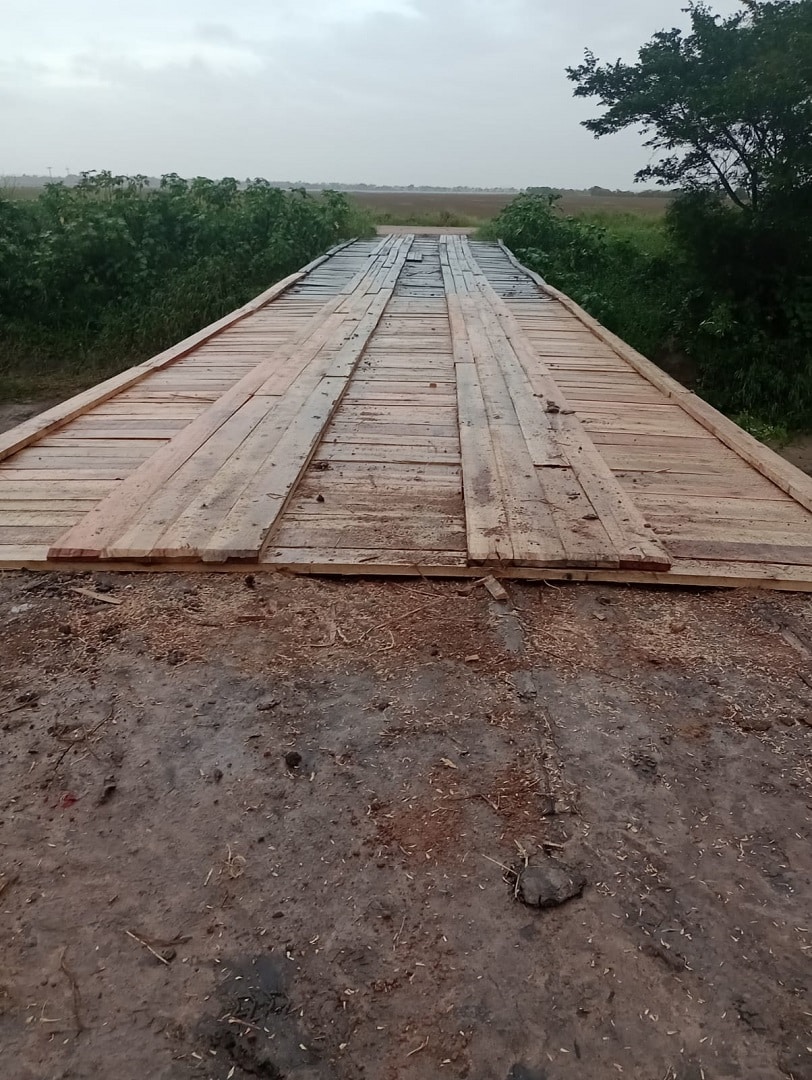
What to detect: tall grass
<box><xmin>371</xmin><ymin>209</ymin><xmax>485</xmax><ymax>228</ymax></box>
<box><xmin>0</xmin><ymin>172</ymin><xmax>374</xmax><ymax>396</ymax></box>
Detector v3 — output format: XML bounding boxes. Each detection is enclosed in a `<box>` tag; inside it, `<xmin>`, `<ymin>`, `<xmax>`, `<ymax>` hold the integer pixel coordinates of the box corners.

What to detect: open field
<box><xmin>352</xmin><ymin>190</ymin><xmax>673</xmax><ymax>226</ymax></box>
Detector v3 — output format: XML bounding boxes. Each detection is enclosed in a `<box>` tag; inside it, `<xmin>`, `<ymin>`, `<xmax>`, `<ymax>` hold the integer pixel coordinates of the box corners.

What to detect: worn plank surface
<box><xmin>0</xmin><ymin>234</ymin><xmax>808</xmax><ymax>589</ymax></box>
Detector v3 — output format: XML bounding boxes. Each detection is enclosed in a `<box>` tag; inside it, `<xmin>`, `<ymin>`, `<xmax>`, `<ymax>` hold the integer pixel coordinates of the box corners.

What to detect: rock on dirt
<box><xmin>516</xmin><ymin>859</ymin><xmax>587</xmax><ymax>909</ymax></box>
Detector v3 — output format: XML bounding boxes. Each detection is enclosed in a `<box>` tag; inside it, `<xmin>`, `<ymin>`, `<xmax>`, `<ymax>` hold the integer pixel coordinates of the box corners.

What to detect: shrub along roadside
<box><xmin>0</xmin><ymin>172</ymin><xmax>374</xmax><ymax>394</ymax></box>
<box><xmin>482</xmin><ymin>192</ymin><xmax>812</xmax><ymax>434</ymax></box>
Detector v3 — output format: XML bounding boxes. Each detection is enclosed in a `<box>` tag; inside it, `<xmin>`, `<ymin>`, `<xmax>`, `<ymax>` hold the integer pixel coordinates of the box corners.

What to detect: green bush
<box><xmin>0</xmin><ymin>172</ymin><xmax>373</xmax><ymax>387</ymax></box>
<box><xmin>484</xmin><ymin>192</ymin><xmax>681</xmax><ymax>362</ymax></box>
<box><xmin>666</xmin><ymin>189</ymin><xmax>812</xmax><ymax>428</ymax></box>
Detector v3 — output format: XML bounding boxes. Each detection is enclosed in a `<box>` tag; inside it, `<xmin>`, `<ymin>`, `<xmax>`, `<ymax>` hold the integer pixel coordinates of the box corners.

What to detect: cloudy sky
<box><xmin>1</xmin><ymin>0</ymin><xmax>744</xmax><ymax>188</ymax></box>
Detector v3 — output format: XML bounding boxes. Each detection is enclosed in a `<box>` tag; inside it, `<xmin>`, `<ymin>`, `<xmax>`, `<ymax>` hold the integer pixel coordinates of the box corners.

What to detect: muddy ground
<box><xmin>0</xmin><ymin>569</ymin><xmax>810</xmax><ymax>1080</ymax></box>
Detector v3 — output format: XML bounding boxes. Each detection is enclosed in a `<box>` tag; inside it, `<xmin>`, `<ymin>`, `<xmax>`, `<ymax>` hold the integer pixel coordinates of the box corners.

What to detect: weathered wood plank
<box><xmin>198</xmin><ymin>237</ymin><xmax>416</xmax><ymax>562</ymax></box>
<box><xmin>452</xmin><ymin>235</ymin><xmax>671</xmax><ymax>571</ymax></box>
<box><xmin>49</xmin><ymin>238</ymin><xmax>404</xmax><ymax>559</ymax></box>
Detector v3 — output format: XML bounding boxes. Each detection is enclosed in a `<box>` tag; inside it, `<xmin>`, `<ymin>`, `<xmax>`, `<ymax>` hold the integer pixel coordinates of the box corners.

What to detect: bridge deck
<box><xmin>2</xmin><ymin>234</ymin><xmax>811</xmax><ymax>590</ymax></box>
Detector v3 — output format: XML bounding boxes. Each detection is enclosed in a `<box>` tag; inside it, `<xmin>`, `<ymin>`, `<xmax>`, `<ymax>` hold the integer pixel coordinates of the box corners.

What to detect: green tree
<box><xmin>566</xmin><ymin>0</ymin><xmax>812</xmax><ymax>427</ymax></box>
<box><xmin>567</xmin><ymin>0</ymin><xmax>812</xmax><ymax>212</ymax></box>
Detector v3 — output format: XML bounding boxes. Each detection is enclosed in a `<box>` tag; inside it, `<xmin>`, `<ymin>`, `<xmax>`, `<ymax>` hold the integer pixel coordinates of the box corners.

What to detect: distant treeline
<box><xmin>1</xmin><ymin>174</ymin><xmax>672</xmax><ymax>198</ymax></box>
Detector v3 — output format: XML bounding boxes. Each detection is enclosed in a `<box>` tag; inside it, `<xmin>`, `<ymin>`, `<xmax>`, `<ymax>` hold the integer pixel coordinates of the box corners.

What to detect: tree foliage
<box><xmin>560</xmin><ymin>1</ymin><xmax>812</xmax><ymax>429</ymax></box>
<box><xmin>568</xmin><ymin>0</ymin><xmax>812</xmax><ymax>211</ymax></box>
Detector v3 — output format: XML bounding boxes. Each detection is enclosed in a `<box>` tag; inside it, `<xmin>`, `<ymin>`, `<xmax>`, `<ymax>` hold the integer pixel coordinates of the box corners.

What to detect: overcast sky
<box><xmin>1</xmin><ymin>0</ymin><xmax>745</xmax><ymax>188</ymax></box>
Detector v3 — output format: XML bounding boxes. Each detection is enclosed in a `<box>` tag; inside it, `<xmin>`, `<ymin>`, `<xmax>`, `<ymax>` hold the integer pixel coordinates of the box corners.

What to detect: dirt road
<box><xmin>0</xmin><ymin>570</ymin><xmax>809</xmax><ymax>1079</ymax></box>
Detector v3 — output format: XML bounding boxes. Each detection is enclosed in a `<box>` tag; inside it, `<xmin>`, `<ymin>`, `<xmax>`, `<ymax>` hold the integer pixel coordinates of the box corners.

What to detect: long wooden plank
<box><xmin>163</xmin><ymin>239</ymin><xmax>417</xmax><ymax>560</ymax></box>
<box><xmin>456</xmin><ymin>237</ymin><xmax>671</xmax><ymax>571</ymax></box>
<box><xmin>2</xmin><ymin>545</ymin><xmax>812</xmax><ymax>589</ymax></box>
<box><xmin>198</xmin><ymin>237</ymin><xmax>416</xmax><ymax>562</ymax></box>
<box><xmin>635</xmin><ymin>492</ymin><xmax>811</xmax><ymax>524</ymax></box>
<box><xmin>101</xmin><ymin>237</ymin><xmax>414</xmax><ymax>562</ymax></box>
<box><xmin>454</xmin><ymin>362</ymin><xmax>513</xmax><ymax>563</ymax></box>
<box><xmin>442</xmin><ymin>239</ymin><xmax>571</xmax><ymax>566</ymax></box>
<box><xmin>458</xmin><ymin>289</ymin><xmax>618</xmax><ymax>568</ymax></box>
<box><xmin>0</xmin><ymin>240</ymin><xmax>356</xmax><ymax>464</ymax></box>
<box><xmin>49</xmin><ymin>238</ymin><xmax>402</xmax><ymax>560</ymax></box>
<box><xmin>666</xmin><ymin>538</ymin><xmax>812</xmax><ymax>566</ymax></box>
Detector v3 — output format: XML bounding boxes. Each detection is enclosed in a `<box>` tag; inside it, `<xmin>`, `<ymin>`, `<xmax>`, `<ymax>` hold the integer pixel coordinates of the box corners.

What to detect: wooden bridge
<box><xmin>2</xmin><ymin>234</ymin><xmax>811</xmax><ymax>590</ymax></box>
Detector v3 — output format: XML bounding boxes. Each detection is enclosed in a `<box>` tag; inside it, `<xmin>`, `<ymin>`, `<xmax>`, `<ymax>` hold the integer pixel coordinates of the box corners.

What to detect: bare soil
<box><xmin>0</xmin><ymin>570</ymin><xmax>810</xmax><ymax>1080</ymax></box>
<box><xmin>0</xmin><ymin>399</ymin><xmax>63</xmax><ymax>434</ymax></box>
<box><xmin>780</xmin><ymin>434</ymin><xmax>812</xmax><ymax>477</ymax></box>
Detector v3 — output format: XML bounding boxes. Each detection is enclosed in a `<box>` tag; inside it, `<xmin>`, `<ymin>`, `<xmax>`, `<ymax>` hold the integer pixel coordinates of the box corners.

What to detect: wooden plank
<box><xmin>0</xmin><ymin>510</ymin><xmax>85</xmax><ymax>526</ymax></box>
<box><xmin>0</xmin><ymin>500</ymin><xmax>102</xmax><ymax>512</ymax></box>
<box><xmin>198</xmin><ymin>238</ymin><xmax>416</xmax><ymax>562</ymax></box>
<box><xmin>0</xmin><ymin>526</ymin><xmax>65</xmax><ymax>544</ymax></box>
<box><xmin>0</xmin><ymin>481</ymin><xmax>114</xmax><ymax>500</ymax></box>
<box><xmin>454</xmin><ymin>363</ymin><xmax>513</xmax><ymax>563</ymax></box>
<box><xmin>286</xmin><ymin>491</ymin><xmax>462</xmax><ymax>515</ymax></box>
<box><xmin>263</xmin><ymin>547</ymin><xmax>468</xmax><ymax>568</ymax></box>
<box><xmin>103</xmin><ymin>394</ymin><xmax>283</xmax><ymax>559</ymax></box>
<box><xmin>0</xmin><ymin>240</ymin><xmax>356</xmax><ymax>464</ymax></box>
<box><xmin>461</xmin><ymin>287</ymin><xmax>620</xmax><ymax>568</ymax></box>
<box><xmin>270</xmin><ymin>517</ymin><xmax>466</xmax><ymax>552</ymax></box>
<box><xmin>500</xmin><ymin>243</ymin><xmax>812</xmax><ymax>515</ymax></box>
<box><xmin>320</xmin><ymin>432</ymin><xmax>459</xmax><ymax>449</ymax></box>
<box><xmin>616</xmin><ymin>469</ymin><xmax>788</xmax><ymax>500</ymax></box>
<box><xmin>635</xmin><ymin>492</ymin><xmax>812</xmax><ymax>524</ymax></box>
<box><xmin>456</xmin><ymin>236</ymin><xmax>671</xmax><ymax>571</ymax></box>
<box><xmin>99</xmin><ymin>237</ymin><xmax>414</xmax><ymax>562</ymax></box>
<box><xmin>653</xmin><ymin>520</ymin><xmax>812</xmax><ymax>544</ymax></box>
<box><xmin>314</xmin><ymin>444</ymin><xmax>460</xmax><ymax>465</ymax></box>
<box><xmin>0</xmin><ymin>469</ymin><xmax>129</xmax><ymax>482</ymax></box>
<box><xmin>666</xmin><ymin>538</ymin><xmax>812</xmax><ymax>566</ymax></box>
<box><xmin>0</xmin><ymin>549</ymin><xmax>810</xmax><ymax>590</ymax></box>
<box><xmin>49</xmin><ymin>238</ymin><xmax>404</xmax><ymax>560</ymax></box>
<box><xmin>442</xmin><ymin>239</ymin><xmax>571</xmax><ymax>567</ymax></box>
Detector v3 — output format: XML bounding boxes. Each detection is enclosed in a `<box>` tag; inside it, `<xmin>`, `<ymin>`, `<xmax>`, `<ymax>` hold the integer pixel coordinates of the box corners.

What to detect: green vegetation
<box><xmin>349</xmin><ymin>190</ymin><xmax>673</xmax><ymax>229</ymax></box>
<box><xmin>0</xmin><ymin>172</ymin><xmax>373</xmax><ymax>396</ymax></box>
<box><xmin>554</xmin><ymin>0</ymin><xmax>812</xmax><ymax>431</ymax></box>
<box><xmin>480</xmin><ymin>196</ymin><xmax>679</xmax><ymax>364</ymax></box>
<box><xmin>370</xmin><ymin>208</ymin><xmax>484</xmax><ymax>228</ymax></box>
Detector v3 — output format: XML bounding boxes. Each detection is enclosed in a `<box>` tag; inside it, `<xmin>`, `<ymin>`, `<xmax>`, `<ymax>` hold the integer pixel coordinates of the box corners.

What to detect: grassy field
<box><xmin>2</xmin><ymin>183</ymin><xmax>673</xmax><ymax>226</ymax></box>
<box><xmin>352</xmin><ymin>190</ymin><xmax>672</xmax><ymax>227</ymax></box>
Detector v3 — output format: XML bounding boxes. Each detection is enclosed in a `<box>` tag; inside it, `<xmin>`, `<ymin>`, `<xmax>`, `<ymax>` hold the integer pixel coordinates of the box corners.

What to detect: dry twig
<box><xmin>59</xmin><ymin>947</ymin><xmax>84</xmax><ymax>1035</ymax></box>
<box><xmin>47</xmin><ymin>704</ymin><xmax>115</xmax><ymax>786</ymax></box>
<box><xmin>70</xmin><ymin>587</ymin><xmax>123</xmax><ymax>606</ymax></box>
<box><xmin>406</xmin><ymin>1036</ymin><xmax>429</xmax><ymax>1057</ymax></box>
<box><xmin>124</xmin><ymin>929</ymin><xmax>189</xmax><ymax>965</ymax></box>
<box><xmin>126</xmin><ymin>929</ymin><xmax>170</xmax><ymax>965</ymax></box>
